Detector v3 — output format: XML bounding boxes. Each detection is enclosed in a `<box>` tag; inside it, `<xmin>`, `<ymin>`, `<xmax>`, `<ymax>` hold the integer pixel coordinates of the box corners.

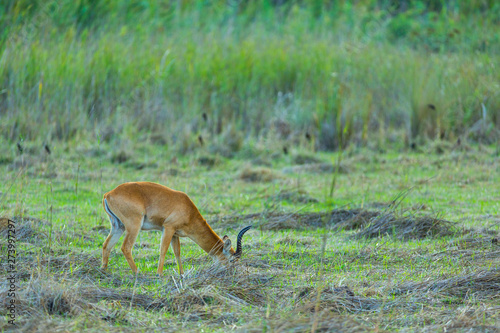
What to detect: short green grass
<box><xmin>1</xmin><ymin>141</ymin><xmax>499</xmax><ymax>331</ymax></box>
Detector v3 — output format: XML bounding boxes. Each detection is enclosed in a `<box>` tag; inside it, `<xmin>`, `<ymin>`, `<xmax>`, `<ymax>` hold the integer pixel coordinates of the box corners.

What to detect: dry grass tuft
<box><xmin>212</xmin><ymin>209</ymin><xmax>456</xmax><ymax>240</ymax></box>
<box><xmin>354</xmin><ymin>212</ymin><xmax>456</xmax><ymax>240</ymax></box>
<box><xmin>5</xmin><ymin>277</ymin><xmax>87</xmax><ymax>317</ymax></box>
<box><xmin>239</xmin><ymin>166</ymin><xmax>280</xmax><ymax>182</ymax></box>
<box><xmin>40</xmin><ymin>253</ymin><xmax>103</xmax><ymax>276</ymax></box>
<box><xmin>282</xmin><ymin>162</ymin><xmax>351</xmax><ymax>174</ymax></box>
<box><xmin>332</xmin><ymin>211</ymin><xmax>381</xmax><ymax>231</ymax></box>
<box><xmin>79</xmin><ymin>285</ymin><xmax>155</xmax><ymax>309</ymax></box>
<box><xmin>266</xmin><ymin>314</ymin><xmax>371</xmax><ymax>332</ymax></box>
<box><xmin>180</xmin><ymin>263</ymin><xmax>270</xmax><ymax>307</ymax></box>
<box><xmin>79</xmin><ymin>262</ymin><xmax>271</xmax><ymax>314</ymax></box>
<box><xmin>270</xmin><ymin>189</ymin><xmax>319</xmax><ymax>204</ymax></box>
<box><xmin>447</xmin><ymin>228</ymin><xmax>499</xmax><ymax>250</ymax></box>
<box><xmin>292</xmin><ymin>154</ymin><xmax>324</xmax><ymax>165</ymax></box>
<box><xmin>0</xmin><ymin>216</ymin><xmax>46</xmax><ymax>244</ymax></box>
<box><xmin>393</xmin><ymin>268</ymin><xmax>500</xmax><ymax>300</ymax></box>
<box><xmin>197</xmin><ymin>155</ymin><xmax>219</xmax><ymax>167</ymax></box>
<box><xmin>4</xmin><ymin>250</ymin><xmax>108</xmax><ymax>283</ymax></box>
<box><xmin>295</xmin><ymin>286</ymin><xmax>382</xmax><ymax>314</ymax></box>
<box><xmin>277</xmin><ymin>236</ymin><xmax>315</xmax><ymax>246</ymax></box>
<box><xmin>0</xmin><ymin>258</ymin><xmax>271</xmax><ymax>331</ymax></box>
<box><xmin>110</xmin><ymin>150</ymin><xmax>131</xmax><ymax>164</ymax></box>
<box><xmin>0</xmin><ymin>217</ymin><xmax>9</xmax><ymax>231</ymax></box>
<box><xmin>213</xmin><ymin>209</ymin><xmax>377</xmax><ymax>231</ymax></box>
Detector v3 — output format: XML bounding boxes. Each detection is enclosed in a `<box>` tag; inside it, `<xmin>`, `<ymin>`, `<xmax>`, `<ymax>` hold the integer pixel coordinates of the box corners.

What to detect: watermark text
<box><xmin>6</xmin><ymin>219</ymin><xmax>17</xmax><ymax>325</ymax></box>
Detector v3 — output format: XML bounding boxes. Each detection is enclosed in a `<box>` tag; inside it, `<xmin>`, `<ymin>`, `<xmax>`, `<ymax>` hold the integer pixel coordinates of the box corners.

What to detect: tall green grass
<box><xmin>0</xmin><ymin>0</ymin><xmax>499</xmax><ymax>149</ymax></box>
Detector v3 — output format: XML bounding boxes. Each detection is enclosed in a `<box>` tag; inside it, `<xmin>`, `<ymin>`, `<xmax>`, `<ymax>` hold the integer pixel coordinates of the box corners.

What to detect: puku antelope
<box><xmin>101</xmin><ymin>182</ymin><xmax>252</xmax><ymax>275</ymax></box>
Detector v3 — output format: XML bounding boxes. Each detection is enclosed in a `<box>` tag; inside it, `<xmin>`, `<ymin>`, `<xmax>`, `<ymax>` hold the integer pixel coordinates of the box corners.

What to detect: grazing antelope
<box><xmin>101</xmin><ymin>182</ymin><xmax>252</xmax><ymax>275</ymax></box>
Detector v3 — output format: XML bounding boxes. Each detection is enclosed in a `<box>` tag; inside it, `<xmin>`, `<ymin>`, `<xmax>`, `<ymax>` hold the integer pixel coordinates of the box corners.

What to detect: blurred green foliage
<box><xmin>0</xmin><ymin>0</ymin><xmax>498</xmax><ymax>149</ymax></box>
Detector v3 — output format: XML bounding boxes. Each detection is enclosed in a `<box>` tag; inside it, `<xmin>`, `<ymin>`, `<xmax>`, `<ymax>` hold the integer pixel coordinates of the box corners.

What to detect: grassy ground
<box><xmin>1</xmin><ymin>1</ymin><xmax>500</xmax><ymax>331</ymax></box>
<box><xmin>1</xmin><ymin>141</ymin><xmax>499</xmax><ymax>332</ymax></box>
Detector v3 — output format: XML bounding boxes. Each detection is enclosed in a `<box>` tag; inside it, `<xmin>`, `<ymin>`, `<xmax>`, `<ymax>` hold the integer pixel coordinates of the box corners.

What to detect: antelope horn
<box><xmin>233</xmin><ymin>225</ymin><xmax>252</xmax><ymax>258</ymax></box>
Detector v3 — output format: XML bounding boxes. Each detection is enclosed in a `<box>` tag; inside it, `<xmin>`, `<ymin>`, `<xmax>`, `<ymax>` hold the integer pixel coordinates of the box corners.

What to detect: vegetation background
<box><xmin>0</xmin><ymin>0</ymin><xmax>499</xmax><ymax>332</ymax></box>
<box><xmin>0</xmin><ymin>0</ymin><xmax>499</xmax><ymax>149</ymax></box>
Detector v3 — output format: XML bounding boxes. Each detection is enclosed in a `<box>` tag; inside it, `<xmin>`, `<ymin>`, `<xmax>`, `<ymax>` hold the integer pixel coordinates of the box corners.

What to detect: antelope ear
<box><xmin>222</xmin><ymin>235</ymin><xmax>229</xmax><ymax>241</ymax></box>
<box><xmin>222</xmin><ymin>238</ymin><xmax>232</xmax><ymax>258</ymax></box>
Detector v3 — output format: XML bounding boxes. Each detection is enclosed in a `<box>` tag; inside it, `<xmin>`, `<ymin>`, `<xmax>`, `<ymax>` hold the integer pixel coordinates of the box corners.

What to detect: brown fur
<box><xmin>101</xmin><ymin>182</ymin><xmax>234</xmax><ymax>275</ymax></box>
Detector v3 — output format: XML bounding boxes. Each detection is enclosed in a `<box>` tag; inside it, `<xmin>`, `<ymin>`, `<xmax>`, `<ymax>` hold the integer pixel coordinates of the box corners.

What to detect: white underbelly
<box><xmin>141</xmin><ymin>217</ymin><xmax>163</xmax><ymax>231</ymax></box>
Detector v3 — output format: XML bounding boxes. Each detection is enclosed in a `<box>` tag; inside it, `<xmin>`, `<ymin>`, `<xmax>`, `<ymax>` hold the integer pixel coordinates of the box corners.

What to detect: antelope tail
<box><xmin>233</xmin><ymin>225</ymin><xmax>252</xmax><ymax>258</ymax></box>
<box><xmin>104</xmin><ymin>198</ymin><xmax>125</xmax><ymax>231</ymax></box>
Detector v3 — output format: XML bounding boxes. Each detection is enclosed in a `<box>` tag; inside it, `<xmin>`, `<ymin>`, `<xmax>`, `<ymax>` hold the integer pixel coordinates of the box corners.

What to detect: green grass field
<box><xmin>1</xmin><ymin>0</ymin><xmax>500</xmax><ymax>331</ymax></box>
<box><xmin>1</xmin><ymin>140</ymin><xmax>499</xmax><ymax>331</ymax></box>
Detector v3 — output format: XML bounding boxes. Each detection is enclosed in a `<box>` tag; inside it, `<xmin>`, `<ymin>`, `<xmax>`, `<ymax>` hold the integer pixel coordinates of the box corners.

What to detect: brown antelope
<box><xmin>101</xmin><ymin>182</ymin><xmax>252</xmax><ymax>275</ymax></box>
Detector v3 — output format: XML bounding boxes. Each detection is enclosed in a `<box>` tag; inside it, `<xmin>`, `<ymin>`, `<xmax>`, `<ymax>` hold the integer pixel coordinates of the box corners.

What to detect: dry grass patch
<box><xmin>4</xmin><ymin>250</ymin><xmax>107</xmax><ymax>283</ymax></box>
<box><xmin>239</xmin><ymin>166</ymin><xmax>280</xmax><ymax>182</ymax></box>
<box><xmin>269</xmin><ymin>189</ymin><xmax>319</xmax><ymax>204</ymax></box>
<box><xmin>212</xmin><ymin>209</ymin><xmax>373</xmax><ymax>231</ymax></box>
<box><xmin>292</xmin><ymin>154</ymin><xmax>324</xmax><ymax>165</ymax></box>
<box><xmin>448</xmin><ymin>229</ymin><xmax>500</xmax><ymax>250</ymax></box>
<box><xmin>263</xmin><ymin>314</ymin><xmax>371</xmax><ymax>333</ymax></box>
<box><xmin>354</xmin><ymin>213</ymin><xmax>456</xmax><ymax>240</ymax></box>
<box><xmin>282</xmin><ymin>162</ymin><xmax>351</xmax><ymax>174</ymax></box>
<box><xmin>0</xmin><ymin>277</ymin><xmax>88</xmax><ymax>318</ymax></box>
<box><xmin>393</xmin><ymin>268</ymin><xmax>500</xmax><ymax>301</ymax></box>
<box><xmin>331</xmin><ymin>211</ymin><xmax>381</xmax><ymax>231</ymax></box>
<box><xmin>0</xmin><ymin>257</ymin><xmax>274</xmax><ymax>330</ymax></box>
<box><xmin>295</xmin><ymin>286</ymin><xmax>383</xmax><ymax>314</ymax></box>
<box><xmin>39</xmin><ymin>252</ymin><xmax>103</xmax><ymax>277</ymax></box>
<box><xmin>212</xmin><ymin>209</ymin><xmax>454</xmax><ymax>240</ymax></box>
<box><xmin>0</xmin><ymin>216</ymin><xmax>47</xmax><ymax>244</ymax></box>
<box><xmin>197</xmin><ymin>155</ymin><xmax>220</xmax><ymax>167</ymax></box>
<box><xmin>77</xmin><ymin>262</ymin><xmax>271</xmax><ymax>313</ymax></box>
<box><xmin>277</xmin><ymin>236</ymin><xmax>315</xmax><ymax>246</ymax></box>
